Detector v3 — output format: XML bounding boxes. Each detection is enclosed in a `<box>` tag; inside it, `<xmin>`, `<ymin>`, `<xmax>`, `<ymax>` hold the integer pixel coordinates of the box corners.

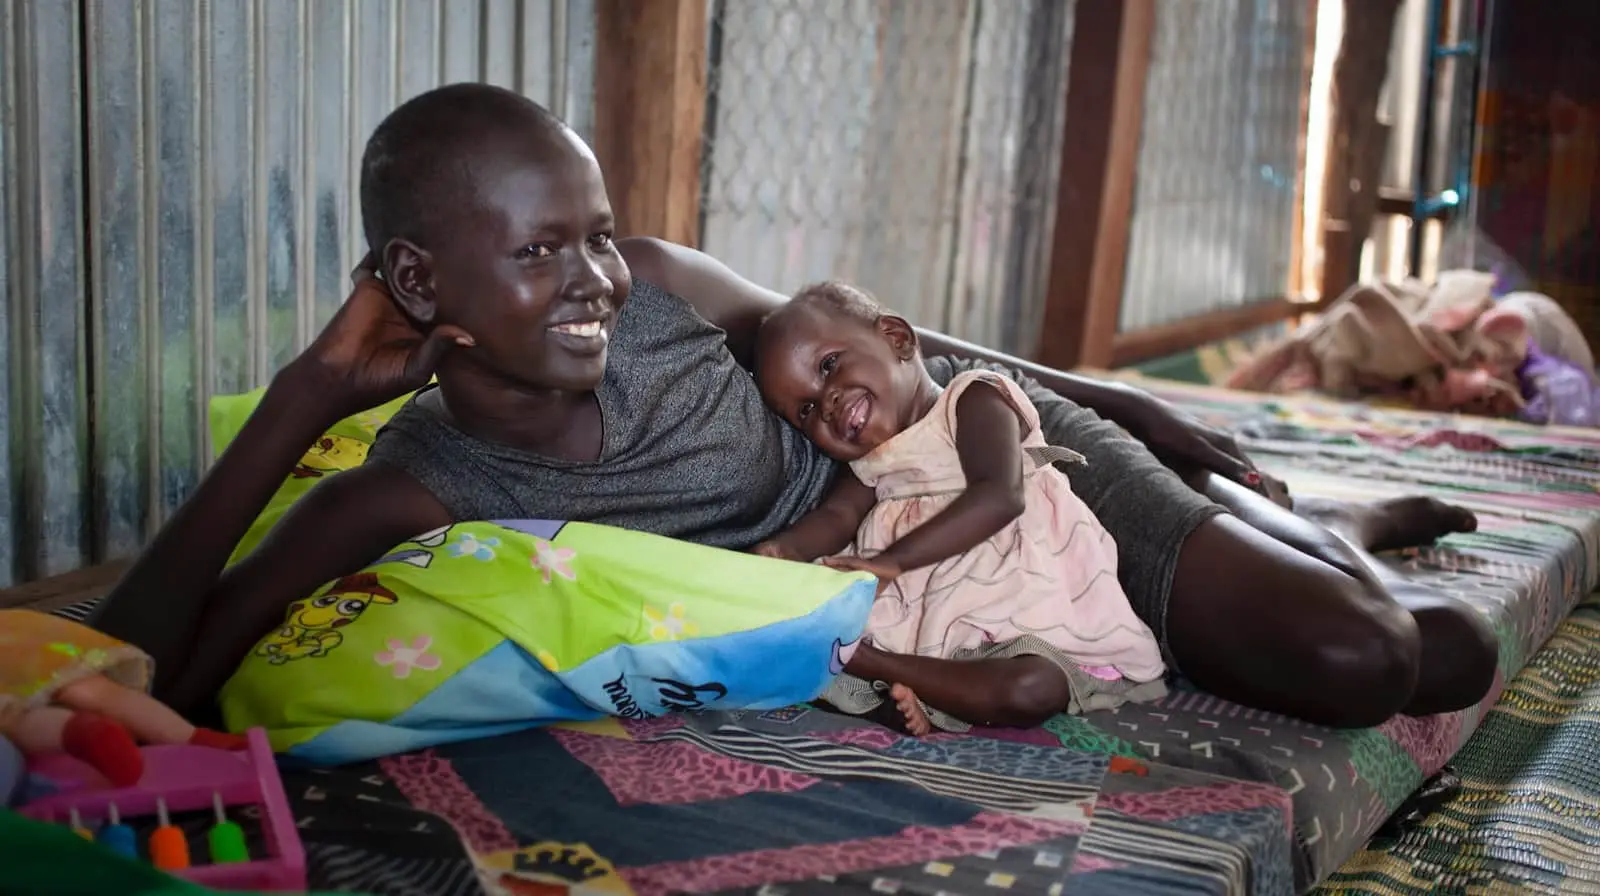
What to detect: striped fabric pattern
<box><xmin>48</xmin><ymin>599</ymin><xmax>98</xmax><ymax>624</ymax></box>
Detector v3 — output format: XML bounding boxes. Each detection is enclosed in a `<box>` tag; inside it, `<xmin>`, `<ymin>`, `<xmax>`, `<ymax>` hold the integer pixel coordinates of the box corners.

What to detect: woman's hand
<box><xmin>1115</xmin><ymin>387</ymin><xmax>1272</xmax><ymax>495</ymax></box>
<box><xmin>822</xmin><ymin>555</ymin><xmax>902</xmax><ymax>595</ymax></box>
<box><xmin>287</xmin><ymin>254</ymin><xmax>475</xmax><ymax>420</ymax></box>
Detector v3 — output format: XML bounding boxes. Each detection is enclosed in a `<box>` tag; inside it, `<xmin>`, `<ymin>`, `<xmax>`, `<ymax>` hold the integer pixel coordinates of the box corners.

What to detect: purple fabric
<box><xmin>1492</xmin><ymin>264</ymin><xmax>1512</xmax><ymax>298</ymax></box>
<box><xmin>1516</xmin><ymin>339</ymin><xmax>1600</xmax><ymax>427</ymax></box>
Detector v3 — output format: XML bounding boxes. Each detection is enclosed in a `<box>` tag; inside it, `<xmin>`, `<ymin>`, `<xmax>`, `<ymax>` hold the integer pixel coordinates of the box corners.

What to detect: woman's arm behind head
<box><xmin>617</xmin><ymin>237</ymin><xmax>787</xmax><ymax>367</ymax></box>
<box><xmin>614</xmin><ymin>238</ymin><xmax>1262</xmax><ymax>488</ymax></box>
<box><xmin>612</xmin><ymin>238</ymin><xmax>1146</xmax><ymax>417</ymax></box>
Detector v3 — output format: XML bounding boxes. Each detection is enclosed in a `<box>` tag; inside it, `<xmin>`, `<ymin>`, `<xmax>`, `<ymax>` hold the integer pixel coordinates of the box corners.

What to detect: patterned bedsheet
<box><xmin>1094</xmin><ymin>378</ymin><xmax>1600</xmax><ymax>887</ymax></box>
<box><xmin>101</xmin><ymin>382</ymin><xmax>1600</xmax><ymax>895</ymax></box>
<box><xmin>285</xmin><ymin>710</ymin><xmax>1294</xmax><ymax>896</ymax></box>
<box><xmin>1320</xmin><ymin>590</ymin><xmax>1600</xmax><ymax>893</ymax></box>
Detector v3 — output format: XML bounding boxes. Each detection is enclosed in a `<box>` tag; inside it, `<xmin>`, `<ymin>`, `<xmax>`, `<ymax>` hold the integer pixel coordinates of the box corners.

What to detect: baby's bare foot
<box><xmin>890</xmin><ymin>683</ymin><xmax>933</xmax><ymax>736</ymax></box>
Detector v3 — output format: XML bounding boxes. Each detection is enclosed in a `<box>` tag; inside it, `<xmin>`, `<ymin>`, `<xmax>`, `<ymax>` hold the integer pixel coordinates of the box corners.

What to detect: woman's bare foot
<box><xmin>1296</xmin><ymin>495</ymin><xmax>1477</xmax><ymax>554</ymax></box>
<box><xmin>890</xmin><ymin>683</ymin><xmax>933</xmax><ymax>736</ymax></box>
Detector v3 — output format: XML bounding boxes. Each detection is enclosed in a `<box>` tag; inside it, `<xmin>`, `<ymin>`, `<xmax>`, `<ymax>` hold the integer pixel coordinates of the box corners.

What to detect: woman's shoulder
<box><xmin>612</xmin><ymin>275</ymin><xmax>743</xmax><ymax>368</ymax></box>
<box><xmin>616</xmin><ymin>240</ymin><xmax>700</xmax><ymax>319</ymax></box>
<box><xmin>616</xmin><ymin>275</ymin><xmax>715</xmax><ymax>334</ymax></box>
<box><xmin>362</xmin><ymin>395</ymin><xmax>502</xmax><ymax>522</ymax></box>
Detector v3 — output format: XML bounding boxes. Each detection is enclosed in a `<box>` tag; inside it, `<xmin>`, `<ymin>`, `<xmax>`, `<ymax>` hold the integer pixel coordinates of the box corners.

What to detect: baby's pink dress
<box><xmin>841</xmin><ymin>370</ymin><xmax>1167</xmax><ymax>685</ymax></box>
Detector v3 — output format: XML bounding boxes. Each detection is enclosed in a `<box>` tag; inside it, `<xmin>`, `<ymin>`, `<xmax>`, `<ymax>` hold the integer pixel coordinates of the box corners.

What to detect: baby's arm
<box><xmin>870</xmin><ymin>381</ymin><xmax>1026</xmax><ymax>575</ymax></box>
<box><xmin>755</xmin><ymin>472</ymin><xmax>877</xmax><ymax>562</ymax></box>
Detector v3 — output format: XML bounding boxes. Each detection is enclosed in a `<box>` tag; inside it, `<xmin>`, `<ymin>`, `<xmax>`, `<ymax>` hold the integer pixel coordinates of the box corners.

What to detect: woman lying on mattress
<box><xmin>89</xmin><ymin>83</ymin><xmax>1497</xmax><ymax>732</ymax></box>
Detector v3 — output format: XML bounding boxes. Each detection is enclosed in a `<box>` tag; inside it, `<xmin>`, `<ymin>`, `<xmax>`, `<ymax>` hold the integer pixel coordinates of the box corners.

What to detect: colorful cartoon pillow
<box><xmin>208</xmin><ymin>390</ymin><xmax>873</xmax><ymax>764</ymax></box>
<box><xmin>207</xmin><ymin>387</ymin><xmax>416</xmax><ymax>564</ymax></box>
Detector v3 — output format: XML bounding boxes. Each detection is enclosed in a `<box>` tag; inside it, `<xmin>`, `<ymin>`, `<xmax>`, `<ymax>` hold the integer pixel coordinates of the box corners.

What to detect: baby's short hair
<box><xmin>754</xmin><ymin>281</ymin><xmax>888</xmax><ymax>376</ymax></box>
<box><xmin>787</xmin><ymin>281</ymin><xmax>886</xmax><ymax>324</ymax></box>
<box><xmin>359</xmin><ymin>83</ymin><xmax>572</xmax><ymax>254</ymax></box>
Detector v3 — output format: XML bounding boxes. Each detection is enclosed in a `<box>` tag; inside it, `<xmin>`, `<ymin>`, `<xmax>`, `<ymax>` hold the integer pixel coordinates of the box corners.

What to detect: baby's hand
<box><xmin>750</xmin><ymin>540</ymin><xmax>800</xmax><ymax>562</ymax></box>
<box><xmin>822</xmin><ymin>556</ymin><xmax>902</xmax><ymax>595</ymax></box>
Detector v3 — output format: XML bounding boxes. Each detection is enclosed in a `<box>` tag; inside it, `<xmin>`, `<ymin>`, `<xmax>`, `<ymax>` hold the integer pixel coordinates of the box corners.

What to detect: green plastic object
<box><xmin>0</xmin><ymin>809</ymin><xmax>354</xmax><ymax>896</ymax></box>
<box><xmin>207</xmin><ymin>820</ymin><xmax>249</xmax><ymax>864</ymax></box>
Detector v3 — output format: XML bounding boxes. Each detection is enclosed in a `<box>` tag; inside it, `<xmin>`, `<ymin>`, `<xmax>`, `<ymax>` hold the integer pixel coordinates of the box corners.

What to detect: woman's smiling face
<box><xmin>425</xmin><ymin>139</ymin><xmax>631</xmax><ymax>393</ymax></box>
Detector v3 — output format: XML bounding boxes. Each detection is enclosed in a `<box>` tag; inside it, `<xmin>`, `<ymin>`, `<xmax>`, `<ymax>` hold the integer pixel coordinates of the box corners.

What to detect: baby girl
<box><xmin>752</xmin><ymin>282</ymin><xmax>1168</xmax><ymax>734</ymax></box>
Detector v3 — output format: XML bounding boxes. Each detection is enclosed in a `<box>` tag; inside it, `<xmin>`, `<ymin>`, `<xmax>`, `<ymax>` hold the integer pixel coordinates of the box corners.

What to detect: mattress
<box><xmin>1090</xmin><ymin>378</ymin><xmax>1600</xmax><ymax>888</ymax></box>
<box><xmin>1319</xmin><ymin>589</ymin><xmax>1600</xmax><ymax>893</ymax></box>
<box><xmin>49</xmin><ymin>381</ymin><xmax>1600</xmax><ymax>895</ymax></box>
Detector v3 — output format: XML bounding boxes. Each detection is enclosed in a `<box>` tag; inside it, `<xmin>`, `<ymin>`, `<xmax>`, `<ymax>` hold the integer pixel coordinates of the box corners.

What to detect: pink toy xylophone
<box><xmin>17</xmin><ymin>727</ymin><xmax>306</xmax><ymax>892</ymax></box>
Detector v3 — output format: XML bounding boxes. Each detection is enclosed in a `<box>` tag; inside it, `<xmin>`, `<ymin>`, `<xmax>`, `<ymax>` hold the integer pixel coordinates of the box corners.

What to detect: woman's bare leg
<box><xmin>1209</xmin><ymin>476</ymin><xmax>1496</xmax><ymax>715</ymax></box>
<box><xmin>1165</xmin><ymin>472</ymin><xmax>1498</xmax><ymax>726</ymax></box>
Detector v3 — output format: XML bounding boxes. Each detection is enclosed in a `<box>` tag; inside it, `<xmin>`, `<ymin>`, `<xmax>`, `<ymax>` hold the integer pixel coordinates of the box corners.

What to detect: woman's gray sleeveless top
<box><xmin>364</xmin><ymin>279</ymin><xmax>837</xmax><ymax>549</ymax></box>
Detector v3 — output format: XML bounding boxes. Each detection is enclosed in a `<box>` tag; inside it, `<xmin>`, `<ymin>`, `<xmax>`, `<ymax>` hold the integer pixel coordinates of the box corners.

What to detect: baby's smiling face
<box><xmin>756</xmin><ymin>302</ymin><xmax>924</xmax><ymax>462</ymax></box>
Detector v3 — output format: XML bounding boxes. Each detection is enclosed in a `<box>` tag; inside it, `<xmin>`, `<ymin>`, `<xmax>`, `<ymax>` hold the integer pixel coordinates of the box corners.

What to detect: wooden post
<box><xmin>1035</xmin><ymin>0</ymin><xmax>1156</xmax><ymax>371</ymax></box>
<box><xmin>1318</xmin><ymin>0</ymin><xmax>1403</xmax><ymax>299</ymax></box>
<box><xmin>1287</xmin><ymin>0</ymin><xmax>1320</xmax><ymax>299</ymax></box>
<box><xmin>591</xmin><ymin>0</ymin><xmax>708</xmax><ymax>246</ymax></box>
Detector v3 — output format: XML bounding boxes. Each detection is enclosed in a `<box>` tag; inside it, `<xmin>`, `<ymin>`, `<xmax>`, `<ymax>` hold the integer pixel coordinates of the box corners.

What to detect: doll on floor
<box><xmin>0</xmin><ymin>610</ymin><xmax>245</xmax><ymax>790</ymax></box>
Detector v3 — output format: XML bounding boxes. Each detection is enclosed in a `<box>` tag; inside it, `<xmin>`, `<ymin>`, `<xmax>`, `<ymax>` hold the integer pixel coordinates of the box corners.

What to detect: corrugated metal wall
<box><xmin>700</xmin><ymin>0</ymin><xmax>1307</xmax><ymax>348</ymax></box>
<box><xmin>0</xmin><ymin>0</ymin><xmax>593</xmax><ymax>586</ymax></box>
<box><xmin>697</xmin><ymin>0</ymin><xmax>1075</xmax><ymax>356</ymax></box>
<box><xmin>1118</xmin><ymin>0</ymin><xmax>1306</xmax><ymax>332</ymax></box>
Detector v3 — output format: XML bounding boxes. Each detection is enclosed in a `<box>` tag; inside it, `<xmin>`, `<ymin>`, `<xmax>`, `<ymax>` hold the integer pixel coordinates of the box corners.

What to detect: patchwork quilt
<box><xmin>37</xmin><ymin>379</ymin><xmax>1593</xmax><ymax>893</ymax></box>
